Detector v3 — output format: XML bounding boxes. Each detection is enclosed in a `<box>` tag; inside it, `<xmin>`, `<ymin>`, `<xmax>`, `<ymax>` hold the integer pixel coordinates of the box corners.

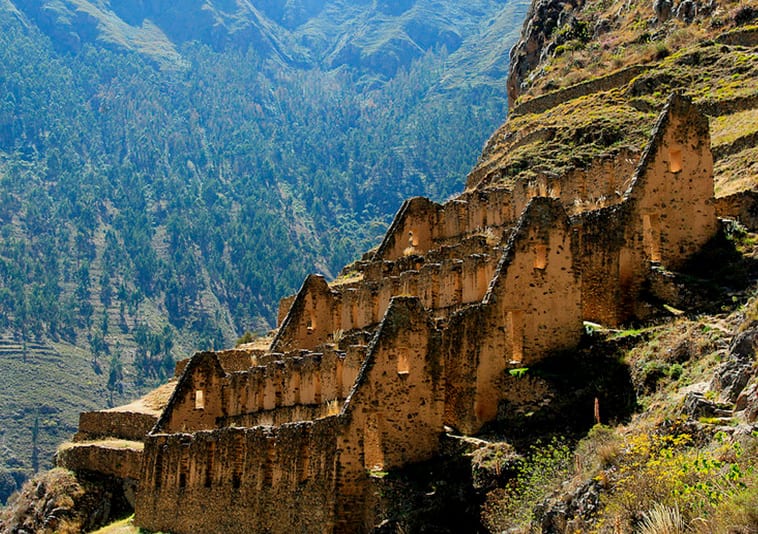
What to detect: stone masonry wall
<box><xmin>57</xmin><ymin>442</ymin><xmax>143</xmax><ymax>481</ymax></box>
<box><xmin>335</xmin><ymin>297</ymin><xmax>445</xmax><ymax>531</ymax></box>
<box><xmin>75</xmin><ymin>411</ymin><xmax>157</xmax><ymax>442</ymax></box>
<box><xmin>136</xmin><ymin>421</ymin><xmax>340</xmax><ymax>534</ymax></box>
<box><xmin>157</xmin><ymin>346</ymin><xmax>366</xmax><ymax>434</ymax></box>
<box><xmin>575</xmin><ymin>94</ymin><xmax>717</xmax><ymax>325</ymax></box>
<box><xmin>274</xmin><ymin>253</ymin><xmax>499</xmax><ymax>351</ymax></box>
<box><xmin>443</xmin><ymin>197</ymin><xmax>582</xmax><ymax>434</ymax></box>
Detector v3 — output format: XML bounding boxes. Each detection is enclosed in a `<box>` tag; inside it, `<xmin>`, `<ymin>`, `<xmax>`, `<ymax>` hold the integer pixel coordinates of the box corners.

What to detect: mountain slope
<box><xmin>0</xmin><ymin>0</ymin><xmax>528</xmax><ymax>493</ymax></box>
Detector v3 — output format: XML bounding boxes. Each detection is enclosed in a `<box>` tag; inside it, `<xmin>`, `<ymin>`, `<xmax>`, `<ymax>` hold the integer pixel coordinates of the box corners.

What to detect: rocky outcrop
<box><xmin>0</xmin><ymin>468</ymin><xmax>133</xmax><ymax>534</ymax></box>
<box><xmin>507</xmin><ymin>0</ymin><xmax>584</xmax><ymax>107</ymax></box>
<box><xmin>712</xmin><ymin>324</ymin><xmax>758</xmax><ymax>403</ymax></box>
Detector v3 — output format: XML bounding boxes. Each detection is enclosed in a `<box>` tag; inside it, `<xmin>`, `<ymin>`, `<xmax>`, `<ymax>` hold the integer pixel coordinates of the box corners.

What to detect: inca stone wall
<box><xmin>67</xmin><ymin>93</ymin><xmax>724</xmax><ymax>534</ymax></box>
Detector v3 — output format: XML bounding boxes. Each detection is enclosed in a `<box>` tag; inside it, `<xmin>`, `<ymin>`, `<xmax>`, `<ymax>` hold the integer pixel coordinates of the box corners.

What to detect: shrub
<box><xmin>595</xmin><ymin>427</ymin><xmax>756</xmax><ymax>532</ymax></box>
<box><xmin>481</xmin><ymin>437</ymin><xmax>573</xmax><ymax>532</ymax></box>
<box><xmin>235</xmin><ymin>331</ymin><xmax>255</xmax><ymax>346</ymax></box>
<box><xmin>575</xmin><ymin>424</ymin><xmax>621</xmax><ymax>475</ymax></box>
<box><xmin>733</xmin><ymin>5</ymin><xmax>756</xmax><ymax>25</ymax></box>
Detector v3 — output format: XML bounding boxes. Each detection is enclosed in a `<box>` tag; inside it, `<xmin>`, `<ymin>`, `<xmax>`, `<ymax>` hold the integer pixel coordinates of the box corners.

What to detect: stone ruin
<box><xmin>58</xmin><ymin>93</ymin><xmax>721</xmax><ymax>533</ymax></box>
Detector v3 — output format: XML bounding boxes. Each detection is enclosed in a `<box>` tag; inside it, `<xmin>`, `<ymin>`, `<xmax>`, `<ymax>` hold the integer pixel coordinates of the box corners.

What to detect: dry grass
<box><xmin>0</xmin><ymin>468</ymin><xmax>85</xmax><ymax>534</ymax></box>
<box><xmin>710</xmin><ymin>109</ymin><xmax>758</xmax><ymax>147</ymax></box>
<box><xmin>521</xmin><ymin>0</ymin><xmax>746</xmax><ymax>99</ymax></box>
<box><xmin>714</xmin><ymin>145</ymin><xmax>758</xmax><ymax>198</ymax></box>
<box><xmin>639</xmin><ymin>503</ymin><xmax>687</xmax><ymax>534</ymax></box>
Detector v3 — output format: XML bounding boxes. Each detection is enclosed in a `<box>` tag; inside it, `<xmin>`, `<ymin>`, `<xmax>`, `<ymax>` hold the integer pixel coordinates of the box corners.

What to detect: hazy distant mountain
<box><xmin>7</xmin><ymin>0</ymin><xmax>522</xmax><ymax>81</ymax></box>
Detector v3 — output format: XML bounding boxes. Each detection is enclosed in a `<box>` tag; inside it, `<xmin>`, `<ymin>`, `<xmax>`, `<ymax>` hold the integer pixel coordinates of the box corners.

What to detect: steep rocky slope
<box><xmin>470</xmin><ymin>0</ymin><xmax>757</xmax><ymax>190</ymax></box>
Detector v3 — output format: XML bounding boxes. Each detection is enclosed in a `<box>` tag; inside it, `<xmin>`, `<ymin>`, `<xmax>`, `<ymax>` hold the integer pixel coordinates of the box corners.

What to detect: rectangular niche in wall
<box><xmin>669</xmin><ymin>147</ymin><xmax>682</xmax><ymax>173</ymax></box>
<box><xmin>534</xmin><ymin>244</ymin><xmax>548</xmax><ymax>270</ymax></box>
<box><xmin>195</xmin><ymin>390</ymin><xmax>205</xmax><ymax>410</ymax></box>
<box><xmin>397</xmin><ymin>350</ymin><xmax>410</xmax><ymax>375</ymax></box>
<box><xmin>507</xmin><ymin>311</ymin><xmax>525</xmax><ymax>364</ymax></box>
<box><xmin>642</xmin><ymin>214</ymin><xmax>662</xmax><ymax>263</ymax></box>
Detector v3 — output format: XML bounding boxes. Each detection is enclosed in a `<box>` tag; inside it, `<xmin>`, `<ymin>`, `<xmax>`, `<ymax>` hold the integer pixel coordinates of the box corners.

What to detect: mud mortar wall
<box><xmin>57</xmin><ymin>443</ymin><xmax>143</xmax><ymax>481</ymax></box>
<box><xmin>160</xmin><ymin>347</ymin><xmax>366</xmax><ymax>433</ymax></box>
<box><xmin>626</xmin><ymin>98</ymin><xmax>717</xmax><ymax>272</ymax></box>
<box><xmin>276</xmin><ymin>254</ymin><xmax>500</xmax><ymax>350</ymax></box>
<box><xmin>335</xmin><ymin>297</ymin><xmax>445</xmax><ymax>530</ymax></box>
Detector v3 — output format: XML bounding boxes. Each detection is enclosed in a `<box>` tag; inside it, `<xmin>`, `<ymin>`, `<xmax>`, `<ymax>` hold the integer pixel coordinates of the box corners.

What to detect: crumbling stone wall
<box><xmin>444</xmin><ymin>197</ymin><xmax>582</xmax><ymax>434</ymax></box>
<box><xmin>137</xmin><ymin>298</ymin><xmax>445</xmax><ymax>534</ymax></box>
<box><xmin>559</xmin><ymin>148</ymin><xmax>640</xmax><ymax>214</ymax></box>
<box><xmin>334</xmin><ymin>297</ymin><xmax>445</xmax><ymax>531</ymax></box>
<box><xmin>157</xmin><ymin>346</ymin><xmax>365</xmax><ymax>434</ymax></box>
<box><xmin>137</xmin><ymin>421</ymin><xmax>340</xmax><ymax>534</ymax></box>
<box><xmin>57</xmin><ymin>443</ymin><xmax>143</xmax><ymax>481</ymax></box>
<box><xmin>124</xmin><ymin>92</ymin><xmax>720</xmax><ymax>534</ymax></box>
<box><xmin>75</xmin><ymin>411</ymin><xmax>157</xmax><ymax>442</ymax></box>
<box><xmin>715</xmin><ymin>191</ymin><xmax>758</xmax><ymax>231</ymax></box>
<box><xmin>575</xmin><ymin>94</ymin><xmax>717</xmax><ymax>325</ymax></box>
<box><xmin>274</xmin><ymin>252</ymin><xmax>500</xmax><ymax>351</ymax></box>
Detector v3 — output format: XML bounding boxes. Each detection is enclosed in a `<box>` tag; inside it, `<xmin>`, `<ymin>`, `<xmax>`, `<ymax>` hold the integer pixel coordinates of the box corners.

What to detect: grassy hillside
<box><xmin>470</xmin><ymin>0</ymin><xmax>757</xmax><ymax>189</ymax></box>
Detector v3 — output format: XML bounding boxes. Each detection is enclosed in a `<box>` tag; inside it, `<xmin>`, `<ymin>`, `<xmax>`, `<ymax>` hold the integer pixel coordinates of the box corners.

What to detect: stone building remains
<box><xmin>59</xmin><ymin>94</ymin><xmax>722</xmax><ymax>533</ymax></box>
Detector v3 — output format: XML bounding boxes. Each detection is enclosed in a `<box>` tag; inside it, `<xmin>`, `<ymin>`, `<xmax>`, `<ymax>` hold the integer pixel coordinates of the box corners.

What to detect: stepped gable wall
<box><xmin>136</xmin><ymin>421</ymin><xmax>341</xmax><ymax>534</ymax></box>
<box><xmin>136</xmin><ymin>298</ymin><xmax>444</xmax><ymax>534</ymax></box>
<box><xmin>374</xmin><ymin>190</ymin><xmax>518</xmax><ymax>263</ymax></box>
<box><xmin>272</xmin><ymin>274</ymin><xmax>339</xmax><ymax>352</ymax></box>
<box><xmin>623</xmin><ymin>93</ymin><xmax>717</xmax><ymax>270</ymax></box>
<box><xmin>274</xmin><ymin>249</ymin><xmax>501</xmax><ymax>351</ymax></box>
<box><xmin>131</xmin><ymin>93</ymin><xmax>720</xmax><ymax>533</ymax></box>
<box><xmin>374</xmin><ymin>196</ymin><xmax>441</xmax><ymax>261</ymax></box>
<box><xmin>155</xmin><ymin>346</ymin><xmax>366</xmax><ymax>434</ymax></box>
<box><xmin>154</xmin><ymin>352</ymin><xmax>226</xmax><ymax>434</ymax></box>
<box><xmin>575</xmin><ymin>93</ymin><xmax>718</xmax><ymax>325</ymax></box>
<box><xmin>335</xmin><ymin>297</ymin><xmax>445</xmax><ymax>530</ymax></box>
<box><xmin>443</xmin><ymin>197</ymin><xmax>582</xmax><ymax>434</ymax></box>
